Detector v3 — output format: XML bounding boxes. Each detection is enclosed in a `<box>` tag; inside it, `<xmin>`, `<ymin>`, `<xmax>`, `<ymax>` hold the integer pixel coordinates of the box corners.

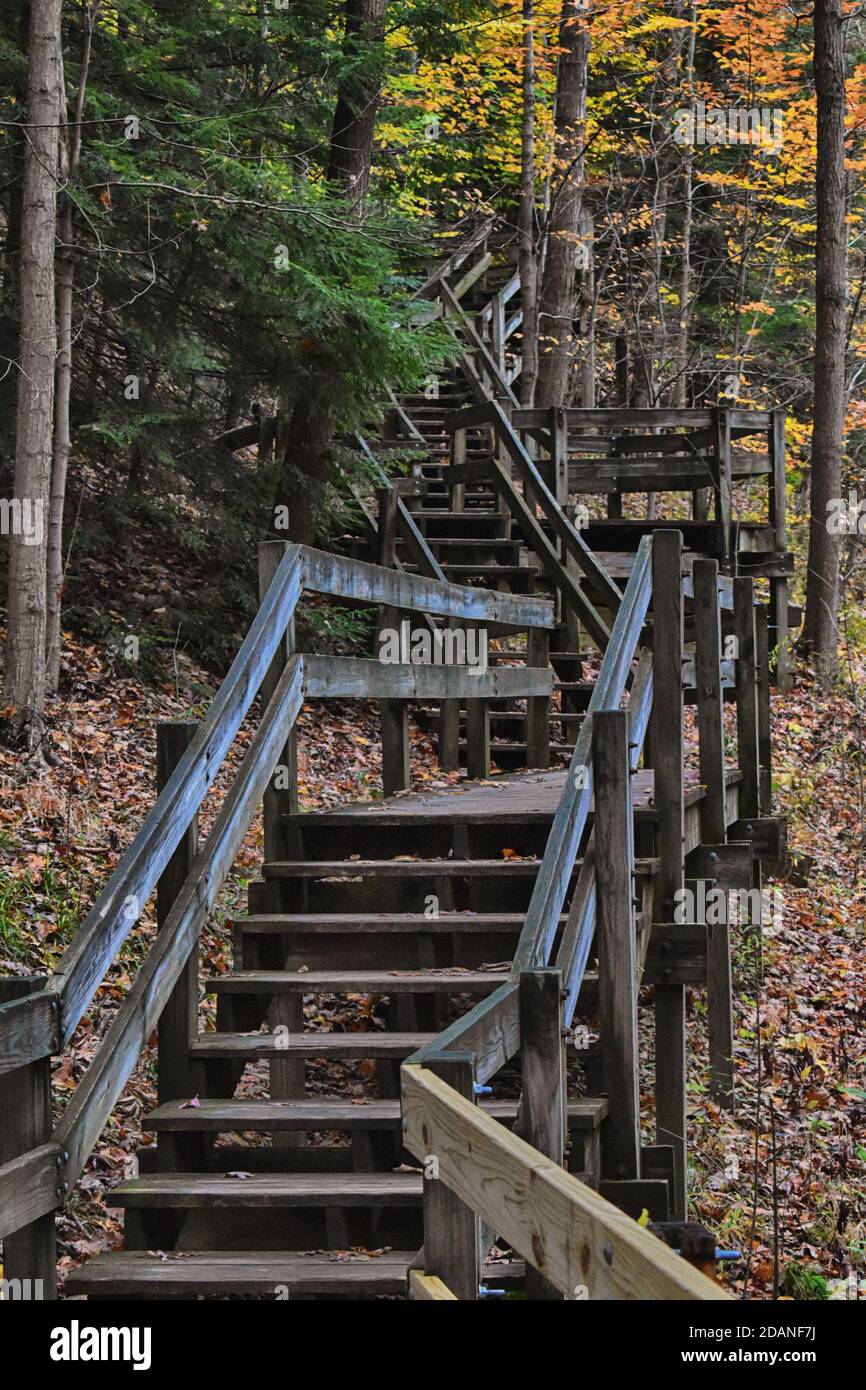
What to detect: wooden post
<box><xmin>465</xmin><ymin>698</ymin><xmax>490</xmax><ymax>779</ymax></box>
<box><xmin>693</xmin><ymin>559</ymin><xmax>727</xmax><ymax>844</ymax></box>
<box><xmin>258</xmin><ymin>541</ymin><xmax>298</xmax><ymax>862</ymax></box>
<box><xmin>421</xmin><ymin>1053</ymin><xmax>480</xmax><ymax>1300</ymax></box>
<box><xmin>756</xmin><ymin>603</ymin><xmax>772</xmax><ymax>814</ymax></box>
<box><xmin>768</xmin><ymin>409</ymin><xmax>791</xmax><ymax>690</ymax></box>
<box><xmin>711</xmin><ymin>407</ymin><xmax>733</xmax><ymax>570</ymax></box>
<box><xmin>382</xmin><ymin>699</ymin><xmax>411</xmax><ymax>796</ymax></box>
<box><xmin>693</xmin><ymin>559</ymin><xmax>734</xmax><ymax>1108</ymax></box>
<box><xmin>525</xmin><ymin>626</ymin><xmax>551</xmax><ymax>769</ymax></box>
<box><xmin>593</xmin><ymin>710</ymin><xmax>640</xmax><ymax>1182</ymax></box>
<box><xmin>377</xmin><ymin>488</ymin><xmax>411</xmax><ymax>796</ymax></box>
<box><xmin>0</xmin><ymin>978</ymin><xmax>56</xmax><ymax>1298</ymax></box>
<box><xmin>516</xmin><ymin>969</ymin><xmax>566</xmax><ymax>1299</ymax></box>
<box><xmin>650</xmin><ymin>530</ymin><xmax>688</xmax><ymax>1220</ymax></box>
<box><xmin>549</xmin><ymin>407</ymin><xmax>569</xmax><ymax>508</ymax></box>
<box><xmin>492</xmin><ymin>293</ymin><xmax>506</xmax><ymax>376</ymax></box>
<box><xmin>733</xmin><ymin>578</ymin><xmax>760</xmax><ymax>819</ymax></box>
<box><xmin>450</xmin><ymin>427</ymin><xmax>466</xmax><ymax>512</ymax></box>
<box><xmin>438</xmin><ymin>623</ymin><xmax>461</xmax><ymax>773</ymax></box>
<box><xmin>156</xmin><ymin>722</ymin><xmax>199</xmax><ymax>1104</ymax></box>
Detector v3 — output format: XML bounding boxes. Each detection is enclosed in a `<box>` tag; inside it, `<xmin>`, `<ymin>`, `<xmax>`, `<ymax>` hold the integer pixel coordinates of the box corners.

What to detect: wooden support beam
<box><xmin>516</xmin><ymin>969</ymin><xmax>566</xmax><ymax>1299</ymax></box>
<box><xmin>525</xmin><ymin>627</ymin><xmax>551</xmax><ymax>769</ymax></box>
<box><xmin>0</xmin><ymin>979</ymin><xmax>57</xmax><ymax>1298</ymax></box>
<box><xmin>156</xmin><ymin>723</ymin><xmax>199</xmax><ymax>1105</ymax></box>
<box><xmin>650</xmin><ymin>531</ymin><xmax>687</xmax><ymax>1221</ymax></box>
<box><xmin>465</xmin><ymin>699</ymin><xmax>490</xmax><ymax>780</ymax></box>
<box><xmin>593</xmin><ymin>710</ymin><xmax>640</xmax><ymax>1183</ymax></box>
<box><xmin>381</xmin><ymin>698</ymin><xmax>411</xmax><ymax>797</ymax></box>
<box><xmin>755</xmin><ymin>604</ymin><xmax>772</xmax><ymax>813</ymax></box>
<box><xmin>693</xmin><ymin>558</ymin><xmax>734</xmax><ymax>1109</ymax></box>
<box><xmin>768</xmin><ymin>409</ymin><xmax>792</xmax><ymax>691</ymax></box>
<box><xmin>711</xmin><ymin>408</ymin><xmax>733</xmax><ymax>567</ymax></box>
<box><xmin>693</xmin><ymin>559</ymin><xmax>727</xmax><ymax>844</ymax></box>
<box><xmin>420</xmin><ymin>1054</ymin><xmax>481</xmax><ymax>1300</ymax></box>
<box><xmin>733</xmin><ymin>580</ymin><xmax>761</xmax><ymax>818</ymax></box>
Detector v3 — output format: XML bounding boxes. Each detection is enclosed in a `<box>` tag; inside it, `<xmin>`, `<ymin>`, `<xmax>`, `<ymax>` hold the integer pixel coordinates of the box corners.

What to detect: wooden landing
<box><xmin>315</xmin><ymin>766</ymin><xmax>742</xmax><ymax>821</ymax></box>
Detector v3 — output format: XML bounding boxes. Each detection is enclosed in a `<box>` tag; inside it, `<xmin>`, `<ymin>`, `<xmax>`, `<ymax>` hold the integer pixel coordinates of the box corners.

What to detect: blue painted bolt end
<box><xmin>473</xmin><ymin>1083</ymin><xmax>493</xmax><ymax>1096</ymax></box>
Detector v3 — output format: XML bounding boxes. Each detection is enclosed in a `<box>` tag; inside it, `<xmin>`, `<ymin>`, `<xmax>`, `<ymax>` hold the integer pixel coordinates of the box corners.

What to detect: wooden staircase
<box><xmin>0</xmin><ymin>221</ymin><xmax>788</xmax><ymax>1303</ymax></box>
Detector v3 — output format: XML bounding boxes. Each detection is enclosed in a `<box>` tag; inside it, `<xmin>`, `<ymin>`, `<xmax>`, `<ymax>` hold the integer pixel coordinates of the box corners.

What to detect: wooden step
<box><xmin>189</xmin><ymin>1031</ymin><xmax>432</xmax><ymax>1059</ymax></box>
<box><xmin>143</xmin><ymin>1095</ymin><xmax>608</xmax><ymax>1134</ymax></box>
<box><xmin>106</xmin><ymin>1171</ymin><xmax>423</xmax><ymax>1209</ymax></box>
<box><xmin>233</xmin><ymin>912</ymin><xmax>542</xmax><ymax>933</ymax></box>
<box><xmin>66</xmin><ymin>1249</ymin><xmax>416</xmax><ymax>1298</ymax></box>
<box><xmin>262</xmin><ymin>857</ymin><xmax>657</xmax><ymax>879</ymax></box>
<box><xmin>204</xmin><ymin>968</ymin><xmax>509</xmax><ymax>994</ymax></box>
<box><xmin>262</xmin><ymin>858</ymin><xmax>547</xmax><ymax>879</ymax></box>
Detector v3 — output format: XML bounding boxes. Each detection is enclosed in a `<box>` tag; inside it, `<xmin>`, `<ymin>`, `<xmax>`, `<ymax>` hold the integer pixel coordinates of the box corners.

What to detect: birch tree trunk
<box><xmin>803</xmin><ymin>0</ymin><xmax>847</xmax><ymax>684</ymax></box>
<box><xmin>4</xmin><ymin>0</ymin><xmax>62</xmax><ymax>750</ymax></box>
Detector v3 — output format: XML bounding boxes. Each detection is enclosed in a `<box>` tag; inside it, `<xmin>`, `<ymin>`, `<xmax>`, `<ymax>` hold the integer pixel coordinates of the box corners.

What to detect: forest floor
<box><xmin>1</xmin><ymin>602</ymin><xmax>864</xmax><ymax>1299</ymax></box>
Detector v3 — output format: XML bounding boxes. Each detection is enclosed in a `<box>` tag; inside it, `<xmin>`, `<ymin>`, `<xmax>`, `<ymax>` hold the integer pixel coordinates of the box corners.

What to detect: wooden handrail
<box><xmin>401</xmin><ymin>1065</ymin><xmax>729</xmax><ymax>1300</ymax></box>
<box><xmin>299</xmin><ymin>546</ymin><xmax>552</xmax><ymax>628</ymax></box>
<box><xmin>0</xmin><ymin>658</ymin><xmax>306</xmax><ymax>1239</ymax></box>
<box><xmin>0</xmin><ymin>545</ymin><xmax>305</xmax><ymax>1074</ymax></box>
<box><xmin>408</xmin><ymin>536</ymin><xmax>654</xmax><ymax>1082</ymax></box>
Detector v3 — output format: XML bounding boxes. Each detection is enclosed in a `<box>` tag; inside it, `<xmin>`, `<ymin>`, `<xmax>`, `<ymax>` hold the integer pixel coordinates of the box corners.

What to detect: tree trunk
<box><xmin>277</xmin><ymin>397</ymin><xmax>335</xmax><ymax>546</ymax></box>
<box><xmin>674</xmin><ymin>6</ymin><xmax>696</xmax><ymax>409</ymax></box>
<box><xmin>4</xmin><ymin>0</ymin><xmax>62</xmax><ymax>750</ymax></box>
<box><xmin>803</xmin><ymin>0</ymin><xmax>847</xmax><ymax>684</ymax></box>
<box><xmin>326</xmin><ymin>0</ymin><xmax>387</xmax><ymax>207</ymax></box>
<box><xmin>279</xmin><ymin>0</ymin><xmax>387</xmax><ymax>540</ymax></box>
<box><xmin>534</xmin><ymin>0</ymin><xmax>589</xmax><ymax>408</ymax></box>
<box><xmin>46</xmin><ymin>1</ymin><xmax>98</xmax><ymax>694</ymax></box>
<box><xmin>517</xmin><ymin>0</ymin><xmax>539</xmax><ymax>407</ymax></box>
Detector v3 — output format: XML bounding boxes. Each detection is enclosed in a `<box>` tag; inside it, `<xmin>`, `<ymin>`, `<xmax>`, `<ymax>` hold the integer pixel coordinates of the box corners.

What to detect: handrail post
<box><xmin>593</xmin><ymin>709</ymin><xmax>641</xmax><ymax>1183</ymax></box>
<box><xmin>0</xmin><ymin>978</ymin><xmax>56</xmax><ymax>1299</ymax></box>
<box><xmin>418</xmin><ymin>1054</ymin><xmax>481</xmax><ymax>1300</ymax></box>
<box><xmin>650</xmin><ymin>530</ymin><xmax>688</xmax><ymax>1219</ymax></box>
<box><xmin>516</xmin><ymin>968</ymin><xmax>565</xmax><ymax>1299</ymax></box>
<box><xmin>525</xmin><ymin>625</ymin><xmax>551</xmax><ymax>769</ymax></box>
<box><xmin>377</xmin><ymin>488</ymin><xmax>411</xmax><ymax>796</ymax></box>
<box><xmin>755</xmin><ymin>602</ymin><xmax>772</xmax><ymax>813</ymax></box>
<box><xmin>156</xmin><ymin>721</ymin><xmax>199</xmax><ymax>1106</ymax></box>
<box><xmin>711</xmin><ymin>406</ymin><xmax>733</xmax><ymax>570</ymax></box>
<box><xmin>768</xmin><ymin>408</ymin><xmax>791</xmax><ymax>689</ymax></box>
<box><xmin>258</xmin><ymin>541</ymin><xmax>299</xmax><ymax>857</ymax></box>
<box><xmin>465</xmin><ymin>696</ymin><xmax>490</xmax><ymax>780</ymax></box>
<box><xmin>733</xmin><ymin>578</ymin><xmax>760</xmax><ymax>819</ymax></box>
<box><xmin>450</xmin><ymin>425</ymin><xmax>466</xmax><ymax>513</ymax></box>
<box><xmin>694</xmin><ymin>558</ymin><xmax>734</xmax><ymax>1109</ymax></box>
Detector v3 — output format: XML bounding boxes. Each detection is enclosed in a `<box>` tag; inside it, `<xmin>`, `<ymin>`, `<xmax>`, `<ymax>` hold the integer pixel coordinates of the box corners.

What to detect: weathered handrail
<box><xmin>407</xmin><ymin>535</ymin><xmax>653</xmax><ymax>1082</ymax></box>
<box><xmin>401</xmin><ymin>1065</ymin><xmax>730</xmax><ymax>1300</ymax></box>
